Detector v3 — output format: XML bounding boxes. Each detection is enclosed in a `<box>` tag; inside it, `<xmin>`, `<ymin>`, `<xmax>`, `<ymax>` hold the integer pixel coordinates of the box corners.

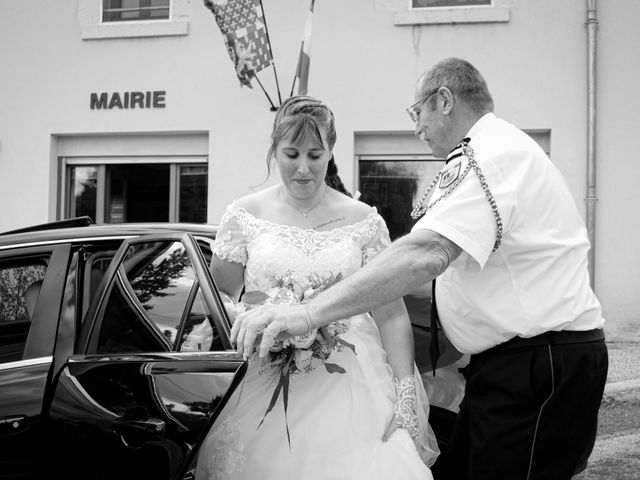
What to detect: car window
<box><xmin>83</xmin><ymin>250</ymin><xmax>117</xmax><ymax>318</ymax></box>
<box><xmin>94</xmin><ymin>240</ymin><xmax>224</xmax><ymax>354</ymax></box>
<box><xmin>195</xmin><ymin>236</ymin><xmax>215</xmax><ymax>266</ymax></box>
<box><xmin>0</xmin><ymin>259</ymin><xmax>48</xmax><ymax>363</ymax></box>
<box><xmin>178</xmin><ymin>287</ymin><xmax>224</xmax><ymax>352</ymax></box>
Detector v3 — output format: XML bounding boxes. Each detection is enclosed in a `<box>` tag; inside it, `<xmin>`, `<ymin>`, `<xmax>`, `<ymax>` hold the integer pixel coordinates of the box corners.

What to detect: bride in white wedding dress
<box><xmin>195</xmin><ymin>96</ymin><xmax>438</xmax><ymax>480</ymax></box>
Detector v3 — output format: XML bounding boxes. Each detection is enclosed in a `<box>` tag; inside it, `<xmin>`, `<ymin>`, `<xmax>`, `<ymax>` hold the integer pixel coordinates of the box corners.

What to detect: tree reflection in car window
<box><xmin>96</xmin><ymin>241</ymin><xmax>224</xmax><ymax>354</ymax></box>
<box><xmin>125</xmin><ymin>242</ymin><xmax>193</xmax><ymax>344</ymax></box>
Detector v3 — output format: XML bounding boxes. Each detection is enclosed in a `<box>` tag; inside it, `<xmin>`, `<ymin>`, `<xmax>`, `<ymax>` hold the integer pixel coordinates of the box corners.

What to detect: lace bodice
<box><xmin>212</xmin><ymin>204</ymin><xmax>390</xmax><ymax>304</ymax></box>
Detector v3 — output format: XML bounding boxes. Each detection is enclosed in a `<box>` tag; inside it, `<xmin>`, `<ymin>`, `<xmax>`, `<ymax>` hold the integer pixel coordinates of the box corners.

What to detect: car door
<box><xmin>46</xmin><ymin>233</ymin><xmax>246</xmax><ymax>480</ymax></box>
<box><xmin>0</xmin><ymin>244</ymin><xmax>70</xmax><ymax>480</ymax></box>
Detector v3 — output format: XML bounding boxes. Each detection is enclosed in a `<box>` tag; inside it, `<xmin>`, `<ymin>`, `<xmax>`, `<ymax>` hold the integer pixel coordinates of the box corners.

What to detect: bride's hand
<box><xmin>231</xmin><ymin>304</ymin><xmax>313</xmax><ymax>358</ymax></box>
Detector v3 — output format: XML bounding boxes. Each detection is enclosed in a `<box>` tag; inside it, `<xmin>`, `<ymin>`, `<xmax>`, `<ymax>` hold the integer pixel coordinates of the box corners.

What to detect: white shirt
<box><xmin>412</xmin><ymin>113</ymin><xmax>603</xmax><ymax>354</ymax></box>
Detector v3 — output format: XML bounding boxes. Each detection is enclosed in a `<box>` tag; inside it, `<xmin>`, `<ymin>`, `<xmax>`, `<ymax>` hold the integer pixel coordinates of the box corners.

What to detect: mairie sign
<box><xmin>90</xmin><ymin>91</ymin><xmax>166</xmax><ymax>110</ymax></box>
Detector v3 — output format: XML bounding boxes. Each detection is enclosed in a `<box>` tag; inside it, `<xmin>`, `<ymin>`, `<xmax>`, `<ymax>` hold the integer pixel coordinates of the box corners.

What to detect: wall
<box><xmin>595</xmin><ymin>0</ymin><xmax>640</xmax><ymax>338</ymax></box>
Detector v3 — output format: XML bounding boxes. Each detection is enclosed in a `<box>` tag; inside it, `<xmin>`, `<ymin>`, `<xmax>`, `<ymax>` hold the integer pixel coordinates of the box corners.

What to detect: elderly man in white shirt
<box><xmin>231</xmin><ymin>57</ymin><xmax>608</xmax><ymax>480</ymax></box>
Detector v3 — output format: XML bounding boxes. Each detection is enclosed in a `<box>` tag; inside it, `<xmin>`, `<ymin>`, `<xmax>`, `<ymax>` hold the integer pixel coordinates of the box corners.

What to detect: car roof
<box><xmin>0</xmin><ymin>220</ymin><xmax>218</xmax><ymax>249</ymax></box>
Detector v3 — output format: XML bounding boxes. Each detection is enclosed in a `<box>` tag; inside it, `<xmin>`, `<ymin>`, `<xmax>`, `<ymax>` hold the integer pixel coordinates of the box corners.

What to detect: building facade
<box><xmin>0</xmin><ymin>0</ymin><xmax>638</xmax><ymax>336</ymax></box>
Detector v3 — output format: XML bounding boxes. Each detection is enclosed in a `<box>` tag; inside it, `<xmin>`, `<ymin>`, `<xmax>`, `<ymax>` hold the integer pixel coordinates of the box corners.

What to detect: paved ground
<box><xmin>605</xmin><ymin>341</ymin><xmax>640</xmax><ymax>383</ymax></box>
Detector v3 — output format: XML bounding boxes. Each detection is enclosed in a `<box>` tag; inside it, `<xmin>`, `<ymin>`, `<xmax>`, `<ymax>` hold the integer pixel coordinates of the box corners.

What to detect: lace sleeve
<box><xmin>212</xmin><ymin>205</ymin><xmax>248</xmax><ymax>265</ymax></box>
<box><xmin>362</xmin><ymin>213</ymin><xmax>391</xmax><ymax>264</ymax></box>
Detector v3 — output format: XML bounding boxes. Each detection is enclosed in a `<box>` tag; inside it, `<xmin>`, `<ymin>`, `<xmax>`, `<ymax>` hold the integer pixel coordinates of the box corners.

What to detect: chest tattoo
<box><xmin>313</xmin><ymin>216</ymin><xmax>346</xmax><ymax>230</ymax></box>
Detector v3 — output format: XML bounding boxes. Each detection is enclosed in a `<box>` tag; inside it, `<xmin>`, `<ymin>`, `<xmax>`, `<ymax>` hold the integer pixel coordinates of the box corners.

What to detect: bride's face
<box><xmin>276</xmin><ymin>126</ymin><xmax>331</xmax><ymax>200</ymax></box>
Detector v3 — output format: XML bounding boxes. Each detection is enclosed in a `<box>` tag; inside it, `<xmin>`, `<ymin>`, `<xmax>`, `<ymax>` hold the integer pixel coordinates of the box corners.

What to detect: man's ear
<box><xmin>439</xmin><ymin>87</ymin><xmax>455</xmax><ymax>115</ymax></box>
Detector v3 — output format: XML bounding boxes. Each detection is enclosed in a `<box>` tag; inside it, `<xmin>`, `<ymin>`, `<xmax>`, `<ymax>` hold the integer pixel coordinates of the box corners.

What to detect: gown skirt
<box><xmin>195</xmin><ymin>313</ymin><xmax>435</xmax><ymax>480</ymax></box>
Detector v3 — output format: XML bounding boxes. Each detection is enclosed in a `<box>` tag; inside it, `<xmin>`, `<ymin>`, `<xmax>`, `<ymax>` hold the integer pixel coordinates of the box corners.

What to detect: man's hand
<box><xmin>230</xmin><ymin>304</ymin><xmax>313</xmax><ymax>358</ymax></box>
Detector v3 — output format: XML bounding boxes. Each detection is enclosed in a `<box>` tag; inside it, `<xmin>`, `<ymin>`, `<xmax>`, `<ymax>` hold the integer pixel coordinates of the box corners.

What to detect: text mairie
<box><xmin>90</xmin><ymin>91</ymin><xmax>166</xmax><ymax>110</ymax></box>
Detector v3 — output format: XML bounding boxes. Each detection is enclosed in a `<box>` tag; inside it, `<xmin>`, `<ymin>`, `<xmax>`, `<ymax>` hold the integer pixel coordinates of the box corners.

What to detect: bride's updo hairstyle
<box><xmin>267</xmin><ymin>95</ymin><xmax>352</xmax><ymax>197</ymax></box>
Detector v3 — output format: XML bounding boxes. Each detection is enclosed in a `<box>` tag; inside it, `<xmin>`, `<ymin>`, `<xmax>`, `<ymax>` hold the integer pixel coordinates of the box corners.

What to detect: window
<box><xmin>359</xmin><ymin>159</ymin><xmax>444</xmax><ymax>241</ymax></box>
<box><xmin>395</xmin><ymin>0</ymin><xmax>509</xmax><ymax>25</ymax></box>
<box><xmin>0</xmin><ymin>260</ymin><xmax>48</xmax><ymax>363</ymax></box>
<box><xmin>412</xmin><ymin>0</ymin><xmax>491</xmax><ymax>8</ymax></box>
<box><xmin>55</xmin><ymin>133</ymin><xmax>209</xmax><ymax>220</ymax></box>
<box><xmin>83</xmin><ymin>249</ymin><xmax>119</xmax><ymax>318</ymax></box>
<box><xmin>102</xmin><ymin>0</ymin><xmax>170</xmax><ymax>23</ymax></box>
<box><xmin>69</xmin><ymin>166</ymin><xmax>98</xmax><ymax>221</ymax></box>
<box><xmin>79</xmin><ymin>0</ymin><xmax>189</xmax><ymax>40</ymax></box>
<box><xmin>95</xmin><ymin>240</ymin><xmax>224</xmax><ymax>354</ymax></box>
<box><xmin>63</xmin><ymin>162</ymin><xmax>208</xmax><ymax>224</ymax></box>
<box><xmin>179</xmin><ymin>166</ymin><xmax>209</xmax><ymax>223</ymax></box>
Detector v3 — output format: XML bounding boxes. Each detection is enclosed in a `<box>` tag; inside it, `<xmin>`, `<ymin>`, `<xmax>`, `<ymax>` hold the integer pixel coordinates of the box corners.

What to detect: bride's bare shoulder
<box><xmin>234</xmin><ymin>186</ymin><xmax>279</xmax><ymax>216</ymax></box>
<box><xmin>330</xmin><ymin>192</ymin><xmax>377</xmax><ymax>223</ymax></box>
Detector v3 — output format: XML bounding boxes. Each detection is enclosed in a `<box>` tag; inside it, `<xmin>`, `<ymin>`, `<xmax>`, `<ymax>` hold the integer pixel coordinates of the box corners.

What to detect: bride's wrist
<box><xmin>300</xmin><ymin>304</ymin><xmax>317</xmax><ymax>333</ymax></box>
<box><xmin>393</xmin><ymin>375</ymin><xmax>420</xmax><ymax>438</ymax></box>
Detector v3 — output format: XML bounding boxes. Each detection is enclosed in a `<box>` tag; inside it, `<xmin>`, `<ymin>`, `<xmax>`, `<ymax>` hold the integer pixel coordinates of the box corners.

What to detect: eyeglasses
<box><xmin>406</xmin><ymin>88</ymin><xmax>439</xmax><ymax>123</ymax></box>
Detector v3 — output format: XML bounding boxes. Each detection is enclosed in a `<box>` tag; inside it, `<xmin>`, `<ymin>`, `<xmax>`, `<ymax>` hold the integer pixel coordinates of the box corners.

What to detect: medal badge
<box><xmin>439</xmin><ymin>163</ymin><xmax>461</xmax><ymax>189</ymax></box>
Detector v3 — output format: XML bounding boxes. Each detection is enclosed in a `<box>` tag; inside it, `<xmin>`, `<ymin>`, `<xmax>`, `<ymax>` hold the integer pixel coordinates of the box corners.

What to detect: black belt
<box><xmin>484</xmin><ymin>328</ymin><xmax>605</xmax><ymax>355</ymax></box>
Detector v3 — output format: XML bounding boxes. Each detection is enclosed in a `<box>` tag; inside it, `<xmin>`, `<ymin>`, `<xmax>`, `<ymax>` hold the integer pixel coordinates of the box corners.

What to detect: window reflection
<box><xmin>179</xmin><ymin>166</ymin><xmax>208</xmax><ymax>223</ymax></box>
<box><xmin>126</xmin><ymin>242</ymin><xmax>193</xmax><ymax>345</ymax></box>
<box><xmin>95</xmin><ymin>240</ymin><xmax>226</xmax><ymax>354</ymax></box>
<box><xmin>412</xmin><ymin>0</ymin><xmax>491</xmax><ymax>8</ymax></box>
<box><xmin>69</xmin><ymin>166</ymin><xmax>97</xmax><ymax>221</ymax></box>
<box><xmin>359</xmin><ymin>160</ymin><xmax>444</xmax><ymax>240</ymax></box>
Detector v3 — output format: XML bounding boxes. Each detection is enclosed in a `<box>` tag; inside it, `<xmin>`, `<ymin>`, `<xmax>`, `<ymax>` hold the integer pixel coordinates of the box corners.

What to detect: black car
<box><xmin>0</xmin><ymin>217</ymin><xmax>250</xmax><ymax>479</ymax></box>
<box><xmin>0</xmin><ymin>217</ymin><xmax>458</xmax><ymax>479</ymax></box>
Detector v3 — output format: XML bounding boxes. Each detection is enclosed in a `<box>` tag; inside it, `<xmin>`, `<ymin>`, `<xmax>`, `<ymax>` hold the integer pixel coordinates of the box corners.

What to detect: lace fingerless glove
<box><xmin>393</xmin><ymin>375</ymin><xmax>420</xmax><ymax>438</ymax></box>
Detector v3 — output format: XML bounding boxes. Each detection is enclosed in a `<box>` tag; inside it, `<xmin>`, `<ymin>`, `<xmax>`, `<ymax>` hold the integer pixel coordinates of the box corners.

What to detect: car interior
<box><xmin>0</xmin><ymin>262</ymin><xmax>47</xmax><ymax>363</ymax></box>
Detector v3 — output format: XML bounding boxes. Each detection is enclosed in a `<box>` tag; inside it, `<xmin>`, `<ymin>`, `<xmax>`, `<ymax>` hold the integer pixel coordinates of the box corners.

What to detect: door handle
<box><xmin>0</xmin><ymin>415</ymin><xmax>28</xmax><ymax>436</ymax></box>
<box><xmin>113</xmin><ymin>412</ymin><xmax>166</xmax><ymax>448</ymax></box>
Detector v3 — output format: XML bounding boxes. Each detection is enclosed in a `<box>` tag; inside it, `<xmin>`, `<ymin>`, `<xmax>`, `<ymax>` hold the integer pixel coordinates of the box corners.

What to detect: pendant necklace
<box><xmin>281</xmin><ymin>184</ymin><xmax>328</xmax><ymax>218</ymax></box>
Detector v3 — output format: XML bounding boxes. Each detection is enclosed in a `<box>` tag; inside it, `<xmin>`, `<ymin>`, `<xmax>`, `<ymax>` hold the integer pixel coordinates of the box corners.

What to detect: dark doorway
<box><xmin>107</xmin><ymin>164</ymin><xmax>170</xmax><ymax>223</ymax></box>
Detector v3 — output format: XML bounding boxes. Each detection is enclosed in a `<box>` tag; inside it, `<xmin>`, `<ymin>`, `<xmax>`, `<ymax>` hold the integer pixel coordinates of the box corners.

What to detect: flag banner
<box><xmin>294</xmin><ymin>0</ymin><xmax>315</xmax><ymax>96</ymax></box>
<box><xmin>204</xmin><ymin>0</ymin><xmax>274</xmax><ymax>88</ymax></box>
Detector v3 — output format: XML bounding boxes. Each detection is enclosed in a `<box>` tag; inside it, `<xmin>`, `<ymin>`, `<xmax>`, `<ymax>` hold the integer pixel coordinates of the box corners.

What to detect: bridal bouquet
<box><xmin>241</xmin><ymin>270</ymin><xmax>356</xmax><ymax>447</ymax></box>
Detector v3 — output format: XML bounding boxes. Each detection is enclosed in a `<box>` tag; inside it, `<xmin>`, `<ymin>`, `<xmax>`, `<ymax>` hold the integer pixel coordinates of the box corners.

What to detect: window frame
<box><xmin>0</xmin><ymin>256</ymin><xmax>49</xmax><ymax>364</ymax></box>
<box><xmin>80</xmin><ymin>233</ymin><xmax>233</xmax><ymax>355</ymax></box>
<box><xmin>409</xmin><ymin>0</ymin><xmax>493</xmax><ymax>10</ymax></box>
<box><xmin>395</xmin><ymin>0</ymin><xmax>510</xmax><ymax>25</ymax></box>
<box><xmin>61</xmin><ymin>158</ymin><xmax>208</xmax><ymax>224</ymax></box>
<box><xmin>79</xmin><ymin>0</ymin><xmax>189</xmax><ymax>40</ymax></box>
<box><xmin>0</xmin><ymin>244</ymin><xmax>71</xmax><ymax>363</ymax></box>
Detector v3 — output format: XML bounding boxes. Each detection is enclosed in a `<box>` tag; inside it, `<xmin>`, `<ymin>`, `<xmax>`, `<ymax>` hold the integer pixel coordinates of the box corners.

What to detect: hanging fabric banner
<box><xmin>292</xmin><ymin>0</ymin><xmax>315</xmax><ymax>96</ymax></box>
<box><xmin>203</xmin><ymin>0</ymin><xmax>274</xmax><ymax>88</ymax></box>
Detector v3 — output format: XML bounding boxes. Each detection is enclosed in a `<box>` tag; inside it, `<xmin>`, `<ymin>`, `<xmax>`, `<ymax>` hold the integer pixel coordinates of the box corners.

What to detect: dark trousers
<box><xmin>434</xmin><ymin>330</ymin><xmax>608</xmax><ymax>480</ymax></box>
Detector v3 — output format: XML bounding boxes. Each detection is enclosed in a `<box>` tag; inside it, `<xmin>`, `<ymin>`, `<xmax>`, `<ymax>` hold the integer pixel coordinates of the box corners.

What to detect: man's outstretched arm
<box><xmin>231</xmin><ymin>228</ymin><xmax>462</xmax><ymax>358</ymax></box>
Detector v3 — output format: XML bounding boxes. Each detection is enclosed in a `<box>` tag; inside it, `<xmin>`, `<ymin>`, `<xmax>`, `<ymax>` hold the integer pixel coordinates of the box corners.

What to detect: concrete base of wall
<box><xmin>604</xmin><ymin>321</ymin><xmax>640</xmax><ymax>343</ymax></box>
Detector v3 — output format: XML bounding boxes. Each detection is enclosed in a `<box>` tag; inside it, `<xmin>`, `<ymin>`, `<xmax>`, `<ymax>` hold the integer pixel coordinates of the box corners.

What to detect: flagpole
<box><xmin>252</xmin><ymin>73</ymin><xmax>278</xmax><ymax>111</ymax></box>
<box><xmin>289</xmin><ymin>76</ymin><xmax>297</xmax><ymax>98</ymax></box>
<box><xmin>257</xmin><ymin>0</ymin><xmax>282</xmax><ymax>107</ymax></box>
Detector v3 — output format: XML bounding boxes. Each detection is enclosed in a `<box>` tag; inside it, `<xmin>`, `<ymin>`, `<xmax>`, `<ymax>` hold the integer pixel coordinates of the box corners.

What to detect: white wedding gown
<box><xmin>195</xmin><ymin>204</ymin><xmax>437</xmax><ymax>480</ymax></box>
